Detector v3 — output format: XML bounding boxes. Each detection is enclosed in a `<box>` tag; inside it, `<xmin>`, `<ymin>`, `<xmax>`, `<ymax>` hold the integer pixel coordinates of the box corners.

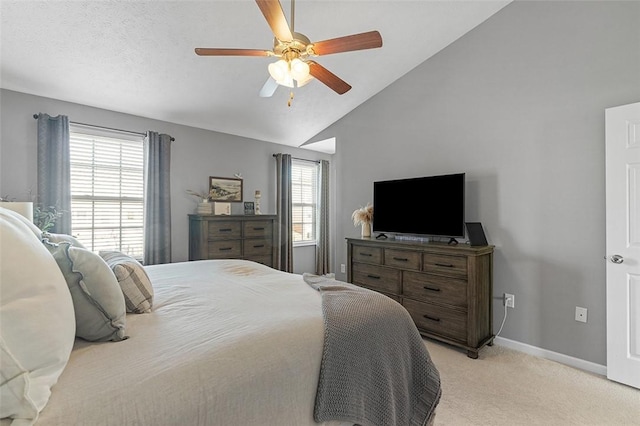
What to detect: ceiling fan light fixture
<box><xmin>295</xmin><ymin>73</ymin><xmax>314</xmax><ymax>87</ymax></box>
<box><xmin>278</xmin><ymin>73</ymin><xmax>295</xmax><ymax>88</ymax></box>
<box><xmin>268</xmin><ymin>59</ymin><xmax>289</xmax><ymax>82</ymax></box>
<box><xmin>290</xmin><ymin>58</ymin><xmax>310</xmax><ymax>80</ymax></box>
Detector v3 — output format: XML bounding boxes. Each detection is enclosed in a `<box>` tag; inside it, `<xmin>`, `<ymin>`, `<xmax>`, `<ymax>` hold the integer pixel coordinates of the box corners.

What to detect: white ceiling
<box><xmin>1</xmin><ymin>0</ymin><xmax>510</xmax><ymax>151</ymax></box>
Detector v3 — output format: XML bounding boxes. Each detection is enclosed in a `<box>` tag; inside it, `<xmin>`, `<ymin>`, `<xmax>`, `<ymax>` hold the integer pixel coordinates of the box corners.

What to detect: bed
<box><xmin>0</xmin><ymin>207</ymin><xmax>440</xmax><ymax>426</ymax></box>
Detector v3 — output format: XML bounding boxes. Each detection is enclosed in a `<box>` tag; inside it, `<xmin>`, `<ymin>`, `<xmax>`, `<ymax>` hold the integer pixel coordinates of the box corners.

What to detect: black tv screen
<box><xmin>373</xmin><ymin>173</ymin><xmax>465</xmax><ymax>238</ymax></box>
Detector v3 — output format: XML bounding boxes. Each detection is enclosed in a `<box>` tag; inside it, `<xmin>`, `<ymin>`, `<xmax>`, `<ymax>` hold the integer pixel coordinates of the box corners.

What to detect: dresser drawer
<box><xmin>208</xmin><ymin>240</ymin><xmax>242</xmax><ymax>258</ymax></box>
<box><xmin>423</xmin><ymin>253</ymin><xmax>467</xmax><ymax>277</ymax></box>
<box><xmin>352</xmin><ymin>245</ymin><xmax>382</xmax><ymax>265</ymax></box>
<box><xmin>243</xmin><ymin>221</ymin><xmax>273</xmax><ymax>238</ymax></box>
<box><xmin>384</xmin><ymin>249</ymin><xmax>421</xmax><ymax>270</ymax></box>
<box><xmin>403</xmin><ymin>298</ymin><xmax>467</xmax><ymax>342</ymax></box>
<box><xmin>352</xmin><ymin>263</ymin><xmax>401</xmax><ymax>294</ymax></box>
<box><xmin>208</xmin><ymin>221</ymin><xmax>241</xmax><ymax>239</ymax></box>
<box><xmin>403</xmin><ymin>272</ymin><xmax>467</xmax><ymax>308</ymax></box>
<box><xmin>244</xmin><ymin>239</ymin><xmax>273</xmax><ymax>256</ymax></box>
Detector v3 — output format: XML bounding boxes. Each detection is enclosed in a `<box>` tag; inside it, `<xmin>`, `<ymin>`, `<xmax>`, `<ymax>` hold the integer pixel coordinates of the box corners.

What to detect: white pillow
<box><xmin>0</xmin><ymin>209</ymin><xmax>75</xmax><ymax>425</ymax></box>
<box><xmin>0</xmin><ymin>206</ymin><xmax>42</xmax><ymax>238</ymax></box>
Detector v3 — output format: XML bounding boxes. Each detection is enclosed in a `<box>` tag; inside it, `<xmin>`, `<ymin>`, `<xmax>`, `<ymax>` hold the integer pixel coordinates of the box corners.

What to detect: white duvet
<box><xmin>33</xmin><ymin>259</ymin><xmax>348</xmax><ymax>426</ymax></box>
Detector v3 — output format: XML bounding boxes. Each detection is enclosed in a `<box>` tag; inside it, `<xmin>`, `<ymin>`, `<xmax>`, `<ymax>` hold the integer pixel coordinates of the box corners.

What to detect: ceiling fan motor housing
<box><xmin>273</xmin><ymin>32</ymin><xmax>314</xmax><ymax>59</ymax></box>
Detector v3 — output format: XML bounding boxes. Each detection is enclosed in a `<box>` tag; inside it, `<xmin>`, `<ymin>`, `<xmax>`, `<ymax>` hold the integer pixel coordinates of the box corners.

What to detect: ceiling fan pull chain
<box><xmin>288</xmin><ymin>90</ymin><xmax>294</xmax><ymax>107</ymax></box>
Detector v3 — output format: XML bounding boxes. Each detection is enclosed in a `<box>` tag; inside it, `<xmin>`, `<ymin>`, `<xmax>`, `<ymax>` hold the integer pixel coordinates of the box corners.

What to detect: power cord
<box><xmin>495</xmin><ymin>299</ymin><xmax>508</xmax><ymax>337</ymax></box>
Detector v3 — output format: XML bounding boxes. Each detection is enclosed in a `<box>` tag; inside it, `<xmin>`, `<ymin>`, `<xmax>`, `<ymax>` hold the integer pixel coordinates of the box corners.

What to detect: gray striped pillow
<box><xmin>99</xmin><ymin>251</ymin><xmax>154</xmax><ymax>314</ymax></box>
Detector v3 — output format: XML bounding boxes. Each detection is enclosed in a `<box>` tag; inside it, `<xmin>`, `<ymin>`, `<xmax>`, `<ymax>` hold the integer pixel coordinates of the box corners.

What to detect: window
<box><xmin>291</xmin><ymin>159</ymin><xmax>318</xmax><ymax>245</ymax></box>
<box><xmin>69</xmin><ymin>124</ymin><xmax>145</xmax><ymax>258</ymax></box>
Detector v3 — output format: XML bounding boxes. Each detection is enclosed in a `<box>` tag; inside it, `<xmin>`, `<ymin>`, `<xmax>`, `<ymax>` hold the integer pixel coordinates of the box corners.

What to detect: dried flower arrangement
<box><xmin>351</xmin><ymin>203</ymin><xmax>373</xmax><ymax>226</ymax></box>
<box><xmin>186</xmin><ymin>189</ymin><xmax>212</xmax><ymax>202</ymax></box>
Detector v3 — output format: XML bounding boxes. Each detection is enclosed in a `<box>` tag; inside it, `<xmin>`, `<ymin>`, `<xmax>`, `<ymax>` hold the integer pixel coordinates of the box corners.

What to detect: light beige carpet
<box><xmin>424</xmin><ymin>339</ymin><xmax>639</xmax><ymax>425</ymax></box>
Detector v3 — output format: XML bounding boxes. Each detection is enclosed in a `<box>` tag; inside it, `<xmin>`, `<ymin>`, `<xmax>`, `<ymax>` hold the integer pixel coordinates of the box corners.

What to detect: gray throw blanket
<box><xmin>303</xmin><ymin>273</ymin><xmax>441</xmax><ymax>426</ymax></box>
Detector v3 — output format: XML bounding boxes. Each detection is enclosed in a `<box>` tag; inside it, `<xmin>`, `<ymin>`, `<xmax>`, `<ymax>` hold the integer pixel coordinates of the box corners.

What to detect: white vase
<box><xmin>361</xmin><ymin>222</ymin><xmax>371</xmax><ymax>238</ymax></box>
<box><xmin>197</xmin><ymin>201</ymin><xmax>212</xmax><ymax>214</ymax></box>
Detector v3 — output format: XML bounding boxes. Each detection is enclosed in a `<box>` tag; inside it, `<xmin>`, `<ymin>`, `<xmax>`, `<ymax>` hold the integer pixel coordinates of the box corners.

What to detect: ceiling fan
<box><xmin>195</xmin><ymin>0</ymin><xmax>383</xmax><ymax>98</ymax></box>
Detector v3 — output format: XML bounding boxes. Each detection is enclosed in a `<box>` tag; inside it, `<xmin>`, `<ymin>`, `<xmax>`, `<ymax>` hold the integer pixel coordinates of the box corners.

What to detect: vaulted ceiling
<box><xmin>1</xmin><ymin>1</ymin><xmax>511</xmax><ymax>151</ymax></box>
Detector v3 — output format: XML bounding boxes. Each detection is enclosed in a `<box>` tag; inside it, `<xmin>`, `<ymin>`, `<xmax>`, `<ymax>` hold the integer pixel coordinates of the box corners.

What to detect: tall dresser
<box><xmin>346</xmin><ymin>237</ymin><xmax>494</xmax><ymax>358</ymax></box>
<box><xmin>189</xmin><ymin>214</ymin><xmax>277</xmax><ymax>268</ymax></box>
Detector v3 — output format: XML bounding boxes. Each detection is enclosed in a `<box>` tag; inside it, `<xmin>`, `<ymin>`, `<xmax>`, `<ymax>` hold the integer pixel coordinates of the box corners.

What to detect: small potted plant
<box><xmin>1</xmin><ymin>193</ymin><xmax>62</xmax><ymax>231</ymax></box>
<box><xmin>33</xmin><ymin>204</ymin><xmax>63</xmax><ymax>231</ymax></box>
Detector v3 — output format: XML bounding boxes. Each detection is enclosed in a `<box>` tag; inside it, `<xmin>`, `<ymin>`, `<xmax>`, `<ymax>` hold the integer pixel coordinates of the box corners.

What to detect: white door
<box><xmin>606</xmin><ymin>101</ymin><xmax>640</xmax><ymax>389</ymax></box>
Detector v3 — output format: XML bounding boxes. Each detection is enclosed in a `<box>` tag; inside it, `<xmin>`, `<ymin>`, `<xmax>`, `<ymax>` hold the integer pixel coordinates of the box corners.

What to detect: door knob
<box><xmin>609</xmin><ymin>254</ymin><xmax>624</xmax><ymax>264</ymax></box>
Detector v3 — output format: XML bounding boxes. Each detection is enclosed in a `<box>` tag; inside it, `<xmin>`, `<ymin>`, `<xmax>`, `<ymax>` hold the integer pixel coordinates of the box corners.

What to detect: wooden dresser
<box><xmin>189</xmin><ymin>215</ymin><xmax>277</xmax><ymax>268</ymax></box>
<box><xmin>346</xmin><ymin>237</ymin><xmax>494</xmax><ymax>358</ymax></box>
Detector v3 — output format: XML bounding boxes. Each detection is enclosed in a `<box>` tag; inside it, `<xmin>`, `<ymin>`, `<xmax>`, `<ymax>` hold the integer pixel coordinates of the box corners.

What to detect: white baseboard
<box><xmin>494</xmin><ymin>336</ymin><xmax>607</xmax><ymax>377</ymax></box>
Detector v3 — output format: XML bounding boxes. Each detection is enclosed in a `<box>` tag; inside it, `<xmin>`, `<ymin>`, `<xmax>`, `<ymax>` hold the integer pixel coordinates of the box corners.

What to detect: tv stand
<box><xmin>375</xmin><ymin>233</ymin><xmax>388</xmax><ymax>240</ymax></box>
<box><xmin>448</xmin><ymin>238</ymin><xmax>459</xmax><ymax>245</ymax></box>
<box><xmin>346</xmin><ymin>237</ymin><xmax>494</xmax><ymax>359</ymax></box>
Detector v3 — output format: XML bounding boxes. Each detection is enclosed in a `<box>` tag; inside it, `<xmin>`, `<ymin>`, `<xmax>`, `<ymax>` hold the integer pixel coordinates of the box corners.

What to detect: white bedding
<box><xmin>32</xmin><ymin>259</ymin><xmax>348</xmax><ymax>426</ymax></box>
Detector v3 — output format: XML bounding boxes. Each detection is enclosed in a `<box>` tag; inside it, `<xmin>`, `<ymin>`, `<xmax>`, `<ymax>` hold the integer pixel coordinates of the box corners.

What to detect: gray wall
<box><xmin>0</xmin><ymin>89</ymin><xmax>332</xmax><ymax>272</ymax></box>
<box><xmin>3</xmin><ymin>1</ymin><xmax>638</xmax><ymax>366</ymax></box>
<box><xmin>314</xmin><ymin>1</ymin><xmax>640</xmax><ymax>365</ymax></box>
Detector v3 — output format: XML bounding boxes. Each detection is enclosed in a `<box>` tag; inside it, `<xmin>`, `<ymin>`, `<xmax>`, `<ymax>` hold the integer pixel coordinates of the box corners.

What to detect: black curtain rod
<box><xmin>272</xmin><ymin>153</ymin><xmax>320</xmax><ymax>163</ymax></box>
<box><xmin>32</xmin><ymin>114</ymin><xmax>175</xmax><ymax>141</ymax></box>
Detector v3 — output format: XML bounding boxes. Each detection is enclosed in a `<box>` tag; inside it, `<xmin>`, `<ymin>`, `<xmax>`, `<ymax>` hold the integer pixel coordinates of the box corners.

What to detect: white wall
<box><xmin>0</xmin><ymin>89</ymin><xmax>332</xmax><ymax>271</ymax></box>
<box><xmin>312</xmin><ymin>0</ymin><xmax>640</xmax><ymax>365</ymax></box>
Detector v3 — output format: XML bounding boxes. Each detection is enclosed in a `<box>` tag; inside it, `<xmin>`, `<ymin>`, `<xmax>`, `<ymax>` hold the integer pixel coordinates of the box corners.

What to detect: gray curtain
<box><xmin>36</xmin><ymin>113</ymin><xmax>71</xmax><ymax>234</ymax></box>
<box><xmin>315</xmin><ymin>159</ymin><xmax>330</xmax><ymax>275</ymax></box>
<box><xmin>144</xmin><ymin>131</ymin><xmax>172</xmax><ymax>265</ymax></box>
<box><xmin>275</xmin><ymin>153</ymin><xmax>293</xmax><ymax>272</ymax></box>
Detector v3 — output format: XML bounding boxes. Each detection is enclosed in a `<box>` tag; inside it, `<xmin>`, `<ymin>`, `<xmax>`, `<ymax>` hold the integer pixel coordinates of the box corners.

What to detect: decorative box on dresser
<box><xmin>189</xmin><ymin>215</ymin><xmax>277</xmax><ymax>268</ymax></box>
<box><xmin>346</xmin><ymin>237</ymin><xmax>494</xmax><ymax>359</ymax></box>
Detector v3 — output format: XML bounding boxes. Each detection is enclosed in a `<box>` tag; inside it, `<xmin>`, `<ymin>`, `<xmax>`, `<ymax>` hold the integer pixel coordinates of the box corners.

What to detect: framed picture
<box><xmin>209</xmin><ymin>176</ymin><xmax>243</xmax><ymax>202</ymax></box>
<box><xmin>244</xmin><ymin>201</ymin><xmax>255</xmax><ymax>215</ymax></box>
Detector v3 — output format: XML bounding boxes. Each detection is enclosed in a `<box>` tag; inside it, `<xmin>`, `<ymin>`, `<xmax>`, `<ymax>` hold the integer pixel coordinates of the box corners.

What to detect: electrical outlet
<box><xmin>575</xmin><ymin>307</ymin><xmax>588</xmax><ymax>323</ymax></box>
<box><xmin>504</xmin><ymin>293</ymin><xmax>515</xmax><ymax>308</ymax></box>
<box><xmin>340</xmin><ymin>264</ymin><xmax>346</xmax><ymax>273</ymax></box>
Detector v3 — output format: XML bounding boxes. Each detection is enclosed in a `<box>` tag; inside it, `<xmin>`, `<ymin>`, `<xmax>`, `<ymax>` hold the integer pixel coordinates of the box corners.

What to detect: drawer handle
<box><xmin>393</xmin><ymin>257</ymin><xmax>408</xmax><ymax>262</ymax></box>
<box><xmin>423</xmin><ymin>315</ymin><xmax>441</xmax><ymax>322</ymax></box>
<box><xmin>253</xmin><ymin>227</ymin><xmax>265</xmax><ymax>231</ymax></box>
<box><xmin>359</xmin><ymin>253</ymin><xmax>373</xmax><ymax>257</ymax></box>
<box><xmin>434</xmin><ymin>263</ymin><xmax>454</xmax><ymax>268</ymax></box>
<box><xmin>423</xmin><ymin>286</ymin><xmax>441</xmax><ymax>292</ymax></box>
<box><xmin>366</xmin><ymin>274</ymin><xmax>381</xmax><ymax>280</ymax></box>
<box><xmin>219</xmin><ymin>228</ymin><xmax>233</xmax><ymax>232</ymax></box>
<box><xmin>219</xmin><ymin>247</ymin><xmax>233</xmax><ymax>251</ymax></box>
<box><xmin>253</xmin><ymin>244</ymin><xmax>265</xmax><ymax>248</ymax></box>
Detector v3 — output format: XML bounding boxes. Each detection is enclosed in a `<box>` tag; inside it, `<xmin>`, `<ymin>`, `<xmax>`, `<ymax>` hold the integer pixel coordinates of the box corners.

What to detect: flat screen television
<box><xmin>372</xmin><ymin>173</ymin><xmax>465</xmax><ymax>239</ymax></box>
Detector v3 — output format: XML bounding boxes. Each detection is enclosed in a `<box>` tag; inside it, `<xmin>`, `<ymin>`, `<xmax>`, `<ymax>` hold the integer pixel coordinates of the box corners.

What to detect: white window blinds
<box><xmin>292</xmin><ymin>159</ymin><xmax>318</xmax><ymax>244</ymax></box>
<box><xmin>69</xmin><ymin>125</ymin><xmax>145</xmax><ymax>258</ymax></box>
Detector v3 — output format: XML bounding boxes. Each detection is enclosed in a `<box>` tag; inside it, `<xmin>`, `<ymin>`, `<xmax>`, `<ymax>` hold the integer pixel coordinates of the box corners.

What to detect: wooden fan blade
<box><xmin>195</xmin><ymin>48</ymin><xmax>272</xmax><ymax>57</ymax></box>
<box><xmin>310</xmin><ymin>30</ymin><xmax>382</xmax><ymax>56</ymax></box>
<box><xmin>259</xmin><ymin>77</ymin><xmax>279</xmax><ymax>98</ymax></box>
<box><xmin>308</xmin><ymin>61</ymin><xmax>351</xmax><ymax>95</ymax></box>
<box><xmin>255</xmin><ymin>0</ymin><xmax>293</xmax><ymax>42</ymax></box>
